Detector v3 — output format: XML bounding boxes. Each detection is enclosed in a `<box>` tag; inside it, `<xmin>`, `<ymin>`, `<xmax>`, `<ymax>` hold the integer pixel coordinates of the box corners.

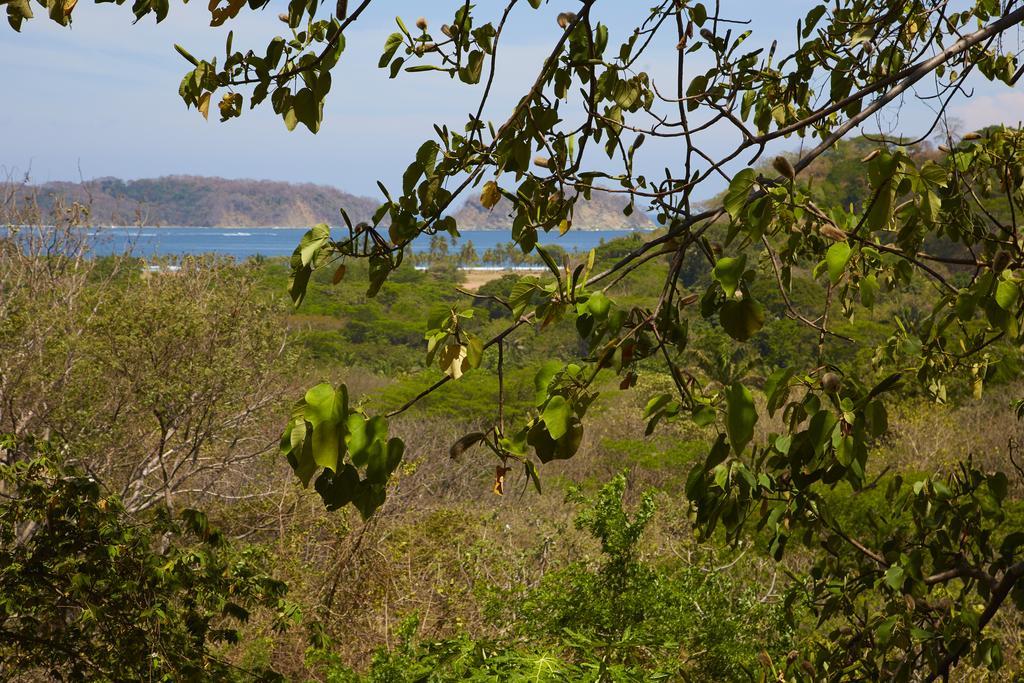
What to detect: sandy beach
<box><xmin>459</xmin><ymin>267</ymin><xmax>545</xmax><ymax>290</ymax></box>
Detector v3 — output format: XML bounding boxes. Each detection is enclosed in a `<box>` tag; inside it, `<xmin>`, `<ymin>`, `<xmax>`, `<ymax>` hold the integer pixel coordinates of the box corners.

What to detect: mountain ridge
<box><xmin>454</xmin><ymin>193</ymin><xmax>654</xmax><ymax>230</ymax></box>
<box><xmin>24</xmin><ymin>175</ymin><xmax>655</xmax><ymax>230</ymax></box>
<box><xmin>27</xmin><ymin>175</ymin><xmax>379</xmax><ymax>228</ymax></box>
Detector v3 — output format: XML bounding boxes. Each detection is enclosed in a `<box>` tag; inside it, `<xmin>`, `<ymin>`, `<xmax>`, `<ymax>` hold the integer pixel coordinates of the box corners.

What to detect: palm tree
<box><xmin>457</xmin><ymin>240</ymin><xmax>478</xmax><ymax>266</ymax></box>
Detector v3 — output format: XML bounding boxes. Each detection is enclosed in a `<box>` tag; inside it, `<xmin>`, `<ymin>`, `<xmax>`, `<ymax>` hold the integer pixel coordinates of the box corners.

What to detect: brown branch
<box><xmin>227</xmin><ymin>0</ymin><xmax>375</xmax><ymax>86</ymax></box>
<box><xmin>762</xmin><ymin>236</ymin><xmax>853</xmax><ymax>341</ymax></box>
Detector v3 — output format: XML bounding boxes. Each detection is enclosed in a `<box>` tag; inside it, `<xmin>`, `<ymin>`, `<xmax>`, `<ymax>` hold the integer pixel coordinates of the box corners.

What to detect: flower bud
<box><xmin>772</xmin><ymin>155</ymin><xmax>796</xmax><ymax>181</ymax></box>
<box><xmin>821</xmin><ymin>223</ymin><xmax>848</xmax><ymax>242</ymax></box>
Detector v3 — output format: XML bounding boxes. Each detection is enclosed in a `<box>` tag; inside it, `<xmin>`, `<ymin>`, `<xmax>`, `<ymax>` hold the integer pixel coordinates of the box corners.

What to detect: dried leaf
<box><xmin>480</xmin><ymin>180</ymin><xmax>501</xmax><ymax>210</ymax></box>
<box><xmin>198</xmin><ymin>92</ymin><xmax>211</xmax><ymax>120</ymax></box>
<box><xmin>493</xmin><ymin>465</ymin><xmax>511</xmax><ymax>495</ymax></box>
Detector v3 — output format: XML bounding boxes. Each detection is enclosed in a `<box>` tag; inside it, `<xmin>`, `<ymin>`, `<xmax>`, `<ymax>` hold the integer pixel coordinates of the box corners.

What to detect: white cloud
<box><xmin>951</xmin><ymin>91</ymin><xmax>1024</xmax><ymax>131</ymax></box>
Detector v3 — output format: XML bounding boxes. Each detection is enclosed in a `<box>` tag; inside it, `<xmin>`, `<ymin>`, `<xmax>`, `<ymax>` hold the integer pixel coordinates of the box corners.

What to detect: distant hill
<box><xmin>29</xmin><ymin>176</ymin><xmax>380</xmax><ymax>228</ymax></box>
<box><xmin>454</xmin><ymin>192</ymin><xmax>654</xmax><ymax>230</ymax></box>
<box><xmin>25</xmin><ymin>175</ymin><xmax>655</xmax><ymax>230</ymax></box>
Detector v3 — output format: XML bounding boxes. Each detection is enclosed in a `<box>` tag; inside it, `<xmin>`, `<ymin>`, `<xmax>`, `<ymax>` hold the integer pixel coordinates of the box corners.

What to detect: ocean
<box><xmin>77</xmin><ymin>226</ymin><xmax>650</xmax><ymax>259</ymax></box>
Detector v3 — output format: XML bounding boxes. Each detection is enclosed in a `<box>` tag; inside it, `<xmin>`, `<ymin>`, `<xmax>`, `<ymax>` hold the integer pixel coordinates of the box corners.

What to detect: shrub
<box><xmin>0</xmin><ymin>436</ymin><xmax>296</xmax><ymax>681</ymax></box>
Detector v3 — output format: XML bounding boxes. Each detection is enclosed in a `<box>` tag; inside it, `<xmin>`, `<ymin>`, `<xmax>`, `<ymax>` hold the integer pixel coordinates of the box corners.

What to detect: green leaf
<box><xmin>298</xmin><ymin>223</ymin><xmax>330</xmax><ymax>267</ymax></box>
<box><xmin>314</xmin><ymin>464</ymin><xmax>359</xmax><ymax>511</ymax></box>
<box><xmin>347</xmin><ymin>414</ymin><xmax>387</xmax><ymax>468</ymax></box>
<box><xmin>764</xmin><ymin>368</ymin><xmax>794</xmax><ymax>417</ymax></box>
<box><xmin>289</xmin><ymin>224</ymin><xmax>331</xmax><ymax>306</ymax></box>
<box><xmin>865</xmin><ymin>373</ymin><xmax>903</xmax><ymax>401</ymax></box>
<box><xmin>465</xmin><ymin>333</ymin><xmax>484</xmax><ymax>370</ymax></box>
<box><xmin>719</xmin><ymin>298</ymin><xmax>765</xmax><ymax>341</ymax></box>
<box><xmin>459</xmin><ymin>49</ymin><xmax>484</xmax><ymax>84</ymax></box>
<box><xmin>527</xmin><ymin>415</ymin><xmax>583</xmax><ymax>463</ymax></box>
<box><xmin>352</xmin><ymin>481</ymin><xmax>386</xmax><ymax>520</ymax></box>
<box><xmin>283</xmin><ymin>104</ymin><xmax>299</xmax><ymax>131</ymax></box>
<box><xmin>725</xmin><ymin>382</ymin><xmax>757</xmax><ymax>455</ymax></box>
<box><xmin>691</xmin><ymin>3</ymin><xmax>707</xmax><ymax>25</ymax></box>
<box><xmin>288</xmin><ymin>263</ymin><xmax>312</xmax><ymax>306</ymax></box>
<box><xmin>379</xmin><ymin>32</ymin><xmax>403</xmax><ymax>68</ymax></box>
<box><xmin>724</xmin><ymin>169</ymin><xmax>755</xmax><ymax>220</ymax></box>
<box><xmin>884</xmin><ymin>565</ymin><xmax>905</xmax><ymax>591</ymax></box>
<box><xmin>866</xmin><ymin>179</ymin><xmax>893</xmax><ymax>230</ymax></box>
<box><xmin>859</xmin><ymin>273</ymin><xmax>878</xmax><ymax>307</ymax></box>
<box><xmin>303</xmin><ymin>384</ymin><xmax>347</xmax><ymax>472</ymax></box>
<box><xmin>712</xmin><ymin>254</ymin><xmax>747</xmax><ymax>298</ymax></box>
<box><xmin>802</xmin><ymin>5</ymin><xmax>826</xmax><ymax>37</ymax></box>
<box><xmin>542</xmin><ymin>395</ymin><xmax>572</xmax><ymax>440</ymax></box>
<box><xmin>643</xmin><ymin>394</ymin><xmax>672</xmax><ymax>419</ymax></box>
<box><xmin>524</xmin><ymin>460</ymin><xmax>542</xmax><ymax>493</ymax></box>
<box><xmin>693</xmin><ymin>405</ymin><xmax>716</xmax><ymax>427</ymax></box>
<box><xmin>303</xmin><ymin>383</ymin><xmax>347</xmax><ymax>427</ymax></box>
<box><xmin>825</xmin><ymin>241</ymin><xmax>852</xmax><ymax>284</ymax></box>
<box><xmin>174</xmin><ymin>44</ymin><xmax>200</xmax><ymax>66</ymax></box>
<box><xmin>365</xmin><ymin>433</ymin><xmax>399</xmax><ymax>484</ymax></box>
<box><xmin>995</xmin><ymin>279</ymin><xmax>1019</xmax><ymax>310</ymax></box>
<box><xmin>806</xmin><ymin>410</ymin><xmax>837</xmax><ymax>454</ymax></box>
<box><xmin>536</xmin><ymin>245</ymin><xmax>563</xmax><ymax>285</ymax></box>
<box><xmin>586</xmin><ymin>291</ymin><xmax>611</xmax><ymax>318</ymax></box>
<box><xmin>705</xmin><ymin>433</ymin><xmax>730</xmax><ymax>469</ymax></box>
<box><xmin>283</xmin><ymin>421</ymin><xmax>316</xmax><ymax>486</ymax></box>
<box><xmin>533</xmin><ymin>361</ymin><xmax>562</xmax><ymax>405</ymax></box>
<box><xmin>510</xmin><ymin>277</ymin><xmax>541</xmax><ymax>318</ymax></box>
<box><xmin>367</xmin><ymin>253</ymin><xmax>392</xmax><ymax>297</ymax></box>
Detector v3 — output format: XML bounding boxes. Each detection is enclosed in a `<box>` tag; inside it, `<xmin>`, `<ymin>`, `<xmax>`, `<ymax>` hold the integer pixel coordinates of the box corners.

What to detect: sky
<box><xmin>2</xmin><ymin>1</ymin><xmax>1023</xmax><ymax>202</ymax></box>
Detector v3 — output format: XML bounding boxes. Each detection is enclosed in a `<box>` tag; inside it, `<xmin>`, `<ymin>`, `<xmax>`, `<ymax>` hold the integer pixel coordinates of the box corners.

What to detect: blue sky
<box><xmin>2</xmin><ymin>1</ymin><xmax>1022</xmax><ymax>201</ymax></box>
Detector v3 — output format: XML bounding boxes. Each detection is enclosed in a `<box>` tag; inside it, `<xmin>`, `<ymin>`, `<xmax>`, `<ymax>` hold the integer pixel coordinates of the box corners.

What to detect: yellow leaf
<box><xmin>63</xmin><ymin>0</ymin><xmax>78</xmax><ymax>17</ymax></box>
<box><xmin>480</xmin><ymin>180</ymin><xmax>501</xmax><ymax>210</ymax></box>
<box><xmin>197</xmin><ymin>92</ymin><xmax>211</xmax><ymax>120</ymax></box>
<box><xmin>438</xmin><ymin>343</ymin><xmax>467</xmax><ymax>380</ymax></box>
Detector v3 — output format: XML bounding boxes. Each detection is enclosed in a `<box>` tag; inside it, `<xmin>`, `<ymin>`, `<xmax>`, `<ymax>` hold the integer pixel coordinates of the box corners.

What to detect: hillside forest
<box><xmin>3</xmin><ymin>135</ymin><xmax>1024</xmax><ymax>681</ymax></box>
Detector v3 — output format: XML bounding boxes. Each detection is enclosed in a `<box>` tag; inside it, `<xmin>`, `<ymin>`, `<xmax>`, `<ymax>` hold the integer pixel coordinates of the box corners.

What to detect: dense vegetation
<box><xmin>6</xmin><ymin>0</ymin><xmax>1024</xmax><ymax>680</ymax></box>
<box><xmin>4</xmin><ymin>150</ymin><xmax>1024</xmax><ymax>678</ymax></box>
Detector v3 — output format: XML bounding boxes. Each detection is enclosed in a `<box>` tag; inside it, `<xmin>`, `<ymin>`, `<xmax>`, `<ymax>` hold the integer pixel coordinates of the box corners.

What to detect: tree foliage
<box><xmin>0</xmin><ymin>436</ymin><xmax>294</xmax><ymax>681</ymax></box>
<box><xmin>9</xmin><ymin>0</ymin><xmax>1024</xmax><ymax>678</ymax></box>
